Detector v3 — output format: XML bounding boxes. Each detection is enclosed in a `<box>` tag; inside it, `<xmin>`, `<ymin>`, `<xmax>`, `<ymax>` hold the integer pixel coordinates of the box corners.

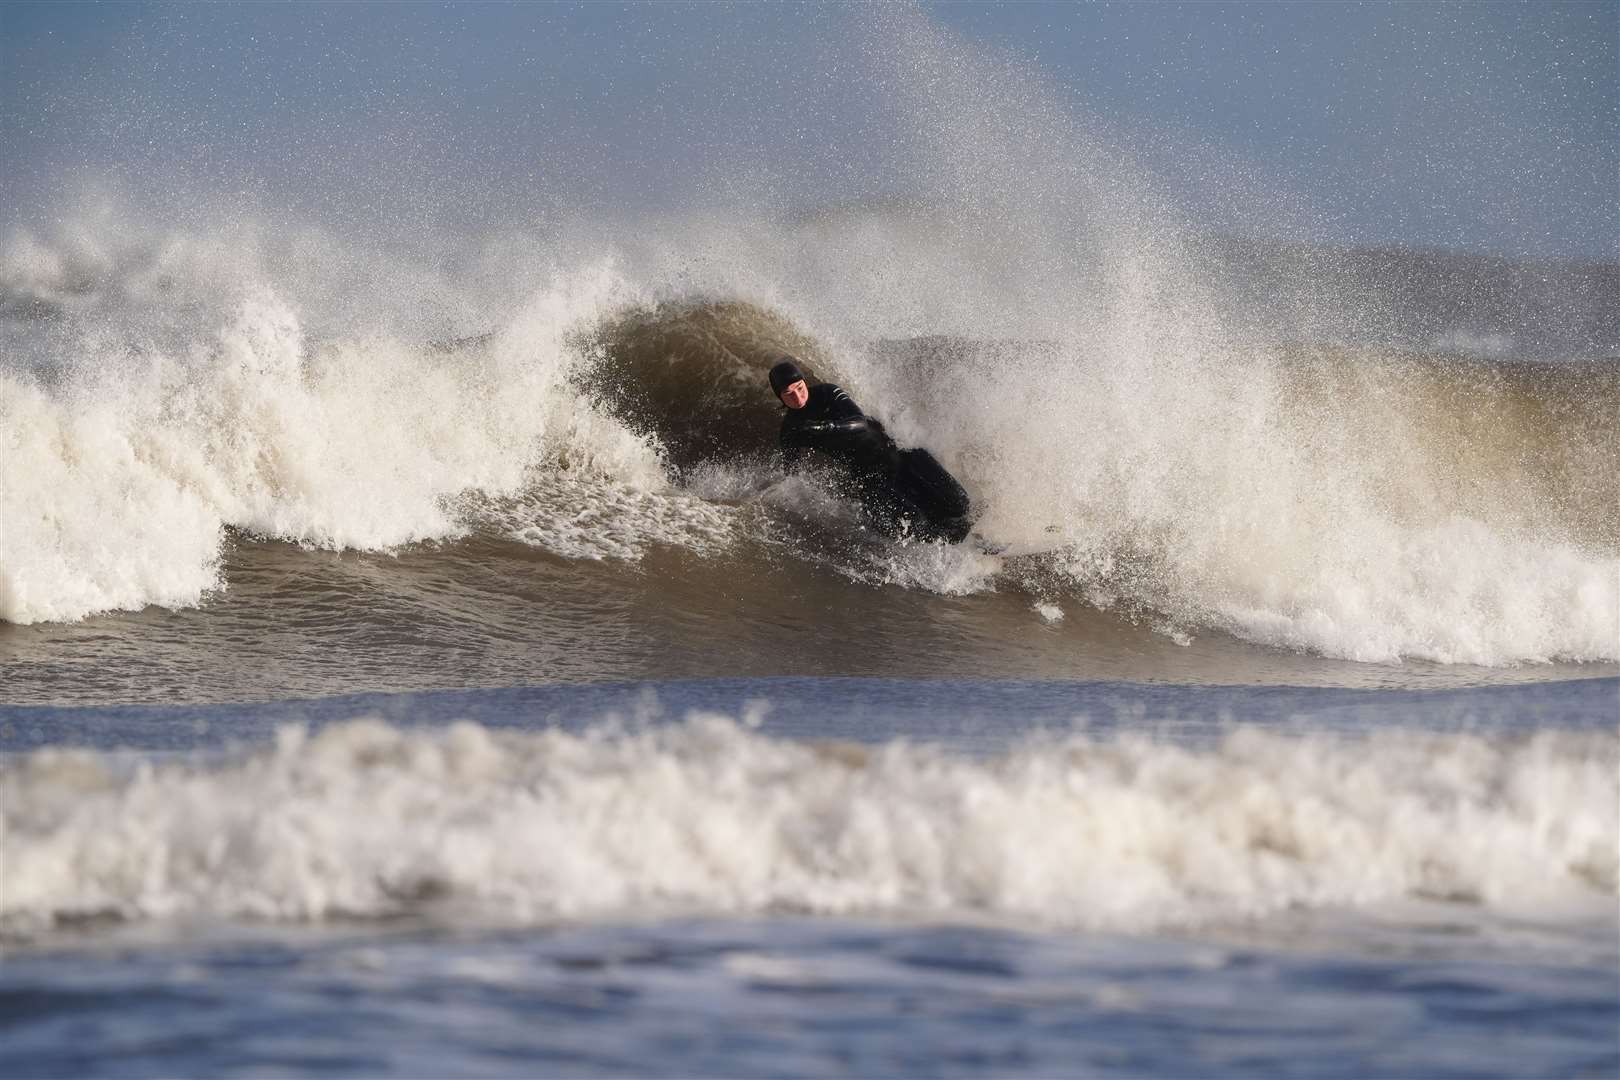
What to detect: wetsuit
<box><xmin>779</xmin><ymin>383</ymin><xmax>973</xmax><ymax>543</ymax></box>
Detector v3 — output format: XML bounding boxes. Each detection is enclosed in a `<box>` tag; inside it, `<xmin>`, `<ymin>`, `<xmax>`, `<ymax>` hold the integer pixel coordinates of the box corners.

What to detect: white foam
<box><xmin>3</xmin><ymin>716</ymin><xmax>1612</xmax><ymax>938</ymax></box>
<box><xmin>0</xmin><ymin>252</ymin><xmax>673</xmax><ymax>623</ymax></box>
<box><xmin>859</xmin><ymin>539</ymin><xmax>1001</xmax><ymax>595</ymax></box>
<box><xmin>461</xmin><ymin>471</ymin><xmax>737</xmax><ymax>562</ymax></box>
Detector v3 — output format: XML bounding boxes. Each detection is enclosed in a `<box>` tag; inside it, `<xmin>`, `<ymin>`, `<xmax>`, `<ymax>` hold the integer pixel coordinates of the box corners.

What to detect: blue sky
<box><xmin>2</xmin><ymin>1</ymin><xmax>1614</xmax><ymax>258</ymax></box>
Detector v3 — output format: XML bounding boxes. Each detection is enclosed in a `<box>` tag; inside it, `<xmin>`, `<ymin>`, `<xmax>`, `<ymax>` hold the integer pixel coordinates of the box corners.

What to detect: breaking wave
<box><xmin>3</xmin><ymin>713</ymin><xmax>1613</xmax><ymax>939</ymax></box>
<box><xmin>7</xmin><ymin>255</ymin><xmax>1614</xmax><ymax>667</ymax></box>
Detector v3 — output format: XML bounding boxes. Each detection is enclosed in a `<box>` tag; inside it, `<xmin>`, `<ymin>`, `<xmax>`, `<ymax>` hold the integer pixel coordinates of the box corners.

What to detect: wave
<box><xmin>2</xmin><ymin>251</ymin><xmax>1617</xmax><ymax>667</ymax></box>
<box><xmin>0</xmin><ymin>256</ymin><xmax>672</xmax><ymax>624</ymax></box>
<box><xmin>3</xmin><ymin>713</ymin><xmax>1613</xmax><ymax>939</ymax></box>
<box><xmin>588</xmin><ymin>300</ymin><xmax>1618</xmax><ymax>543</ymax></box>
<box><xmin>585</xmin><ymin>298</ymin><xmax>1619</xmax><ymax>665</ymax></box>
<box><xmin>2</xmin><ymin>3</ymin><xmax>1615</xmax><ymax>666</ymax></box>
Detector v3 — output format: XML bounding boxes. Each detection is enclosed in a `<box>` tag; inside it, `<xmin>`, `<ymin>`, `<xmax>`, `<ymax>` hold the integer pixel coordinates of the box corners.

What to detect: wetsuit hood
<box><xmin>768</xmin><ymin>359</ymin><xmax>806</xmax><ymax>397</ymax></box>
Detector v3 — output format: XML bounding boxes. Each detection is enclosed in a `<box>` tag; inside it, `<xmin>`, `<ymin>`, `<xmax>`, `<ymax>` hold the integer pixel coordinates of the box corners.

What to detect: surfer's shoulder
<box><xmin>810</xmin><ymin>382</ymin><xmax>861</xmax><ymax>413</ymax></box>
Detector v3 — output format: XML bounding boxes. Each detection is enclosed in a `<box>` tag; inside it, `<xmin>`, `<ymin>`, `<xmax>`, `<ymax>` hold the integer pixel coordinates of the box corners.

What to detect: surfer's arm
<box><xmin>778</xmin><ymin>386</ymin><xmax>882</xmax><ymax>472</ymax></box>
<box><xmin>780</xmin><ymin>420</ymin><xmax>869</xmax><ymax>473</ymax></box>
<box><xmin>800</xmin><ymin>417</ymin><xmax>873</xmax><ymax>436</ymax></box>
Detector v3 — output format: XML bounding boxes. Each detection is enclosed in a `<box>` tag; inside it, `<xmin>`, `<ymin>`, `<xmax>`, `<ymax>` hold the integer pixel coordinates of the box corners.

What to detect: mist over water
<box><xmin>2</xmin><ymin>6</ymin><xmax>1616</xmax><ymax>668</ymax></box>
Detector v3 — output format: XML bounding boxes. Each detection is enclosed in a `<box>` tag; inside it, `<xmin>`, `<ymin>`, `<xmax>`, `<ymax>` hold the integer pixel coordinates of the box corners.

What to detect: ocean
<box><xmin>3</xmin><ymin>5</ymin><xmax>1618</xmax><ymax>1077</ymax></box>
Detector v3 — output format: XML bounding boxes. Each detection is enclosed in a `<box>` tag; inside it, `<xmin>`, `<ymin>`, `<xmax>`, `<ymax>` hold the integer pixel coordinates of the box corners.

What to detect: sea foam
<box><xmin>3</xmin><ymin>715</ymin><xmax>1613</xmax><ymax>938</ymax></box>
<box><xmin>0</xmin><ymin>258</ymin><xmax>668</xmax><ymax>624</ymax></box>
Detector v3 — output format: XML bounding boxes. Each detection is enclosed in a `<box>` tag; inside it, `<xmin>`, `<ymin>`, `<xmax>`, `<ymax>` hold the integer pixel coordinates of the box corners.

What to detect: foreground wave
<box><xmin>4</xmin><ymin>712</ymin><xmax>1613</xmax><ymax>939</ymax></box>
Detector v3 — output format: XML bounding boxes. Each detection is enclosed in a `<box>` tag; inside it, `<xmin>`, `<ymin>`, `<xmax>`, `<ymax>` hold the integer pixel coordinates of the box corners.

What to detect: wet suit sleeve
<box><xmin>799</xmin><ymin>386</ymin><xmax>874</xmax><ymax>440</ymax></box>
<box><xmin>779</xmin><ymin>384</ymin><xmax>893</xmax><ymax>474</ymax></box>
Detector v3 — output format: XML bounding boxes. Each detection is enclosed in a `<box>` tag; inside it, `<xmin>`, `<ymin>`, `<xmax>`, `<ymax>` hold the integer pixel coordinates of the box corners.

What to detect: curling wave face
<box><xmin>3</xmin><ymin>713</ymin><xmax>1614</xmax><ymax>939</ymax></box>
<box><xmin>595</xmin><ymin>297</ymin><xmax>1619</xmax><ymax>665</ymax></box>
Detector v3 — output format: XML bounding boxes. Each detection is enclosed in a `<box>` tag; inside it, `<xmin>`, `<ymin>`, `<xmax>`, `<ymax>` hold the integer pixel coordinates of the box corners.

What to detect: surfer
<box><xmin>768</xmin><ymin>357</ymin><xmax>974</xmax><ymax>543</ymax></box>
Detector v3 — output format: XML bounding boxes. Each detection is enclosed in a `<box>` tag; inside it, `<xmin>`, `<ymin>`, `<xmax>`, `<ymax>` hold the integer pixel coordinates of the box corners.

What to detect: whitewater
<box><xmin>3</xmin><ymin>676</ymin><xmax>1617</xmax><ymax>1077</ymax></box>
<box><xmin>6</xmin><ymin>710</ymin><xmax>1615</xmax><ymax>937</ymax></box>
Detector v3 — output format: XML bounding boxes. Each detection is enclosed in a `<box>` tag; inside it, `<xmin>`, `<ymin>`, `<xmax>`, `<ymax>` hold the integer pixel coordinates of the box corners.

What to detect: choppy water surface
<box><xmin>5</xmin><ymin>913</ymin><xmax>1615</xmax><ymax>1079</ymax></box>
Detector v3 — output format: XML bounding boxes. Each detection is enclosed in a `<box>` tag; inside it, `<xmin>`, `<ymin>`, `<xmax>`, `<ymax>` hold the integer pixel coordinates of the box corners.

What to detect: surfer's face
<box><xmin>779</xmin><ymin>380</ymin><xmax>809</xmax><ymax>409</ymax></box>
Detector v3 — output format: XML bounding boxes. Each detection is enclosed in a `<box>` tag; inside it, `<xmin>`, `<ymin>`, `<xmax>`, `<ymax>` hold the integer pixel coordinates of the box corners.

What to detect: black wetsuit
<box><xmin>779</xmin><ymin>383</ymin><xmax>973</xmax><ymax>543</ymax></box>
